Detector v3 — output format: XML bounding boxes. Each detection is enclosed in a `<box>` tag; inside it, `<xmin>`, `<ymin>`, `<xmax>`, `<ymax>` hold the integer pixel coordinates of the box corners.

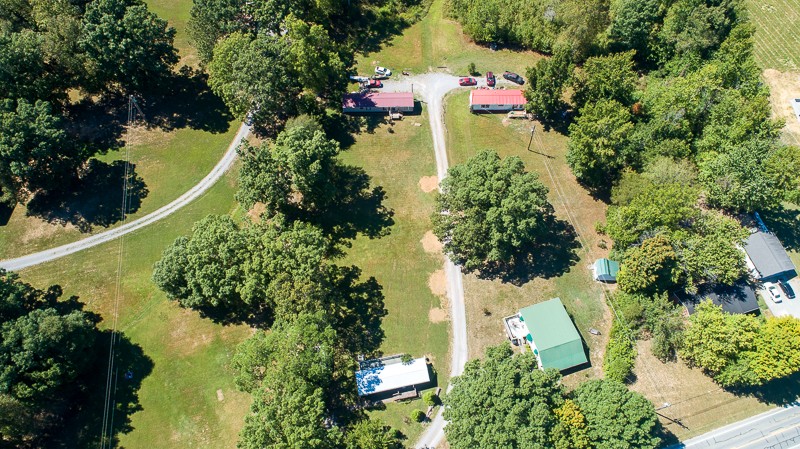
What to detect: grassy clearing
<box><xmin>19</xmin><ymin>169</ymin><xmax>251</xmax><ymax>449</ymax></box>
<box><xmin>443</xmin><ymin>91</ymin><xmax>611</xmax><ymax>381</ymax></box>
<box><xmin>745</xmin><ymin>0</ymin><xmax>800</xmax><ymax>71</ymax></box>
<box><xmin>146</xmin><ymin>0</ymin><xmax>198</xmax><ymax>66</ymax></box>
<box><xmin>356</xmin><ymin>0</ymin><xmax>542</xmax><ymax>77</ymax></box>
<box><xmin>0</xmin><ymin>124</ymin><xmax>238</xmax><ymax>259</ymax></box>
<box><xmin>339</xmin><ymin>109</ymin><xmax>449</xmax><ymax>440</ymax></box>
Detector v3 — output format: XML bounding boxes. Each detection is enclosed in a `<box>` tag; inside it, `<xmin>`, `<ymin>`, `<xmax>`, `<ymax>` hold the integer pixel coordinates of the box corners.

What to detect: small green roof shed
<box><xmin>518</xmin><ymin>298</ymin><xmax>588</xmax><ymax>371</ymax></box>
<box><xmin>593</xmin><ymin>258</ymin><xmax>619</xmax><ymax>282</ymax></box>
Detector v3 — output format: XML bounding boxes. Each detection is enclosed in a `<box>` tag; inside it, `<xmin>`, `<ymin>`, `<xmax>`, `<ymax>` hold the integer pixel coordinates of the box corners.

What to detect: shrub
<box><xmin>410</xmin><ymin>409</ymin><xmax>426</xmax><ymax>422</ymax></box>
<box><xmin>467</xmin><ymin>62</ymin><xmax>477</xmax><ymax>75</ymax></box>
<box><xmin>422</xmin><ymin>391</ymin><xmax>440</xmax><ymax>406</ymax></box>
<box><xmin>603</xmin><ymin>321</ymin><xmax>636</xmax><ymax>383</ymax></box>
<box><xmin>400</xmin><ymin>353</ymin><xmax>413</xmax><ymax>364</ymax></box>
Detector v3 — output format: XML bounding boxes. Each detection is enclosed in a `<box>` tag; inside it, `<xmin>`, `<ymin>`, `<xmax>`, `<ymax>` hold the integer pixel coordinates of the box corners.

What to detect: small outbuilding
<box><xmin>678</xmin><ymin>282</ymin><xmax>761</xmax><ymax>315</ymax></box>
<box><xmin>469</xmin><ymin>89</ymin><xmax>526</xmax><ymax>112</ymax></box>
<box><xmin>342</xmin><ymin>92</ymin><xmax>414</xmax><ymax>113</ymax></box>
<box><xmin>593</xmin><ymin>258</ymin><xmax>619</xmax><ymax>282</ymax></box>
<box><xmin>355</xmin><ymin>354</ymin><xmax>430</xmax><ymax>400</ymax></box>
<box><xmin>743</xmin><ymin>231</ymin><xmax>797</xmax><ymax>281</ymax></box>
<box><xmin>516</xmin><ymin>298</ymin><xmax>588</xmax><ymax>371</ymax></box>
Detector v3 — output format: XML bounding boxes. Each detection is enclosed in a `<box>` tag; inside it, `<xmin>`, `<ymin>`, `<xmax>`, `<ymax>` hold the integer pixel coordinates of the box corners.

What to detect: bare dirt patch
<box><xmin>419</xmin><ymin>176</ymin><xmax>439</xmax><ymax>193</ymax></box>
<box><xmin>763</xmin><ymin>69</ymin><xmax>800</xmax><ymax>145</ymax></box>
<box><xmin>421</xmin><ymin>230</ymin><xmax>443</xmax><ymax>254</ymax></box>
<box><xmin>428</xmin><ymin>269</ymin><xmax>447</xmax><ymax>297</ymax></box>
<box><xmin>247</xmin><ymin>202</ymin><xmax>266</xmax><ymax>222</ymax></box>
<box><xmin>216</xmin><ymin>389</ymin><xmax>225</xmax><ymax>401</ymax></box>
<box><xmin>428</xmin><ymin>307</ymin><xmax>447</xmax><ymax>323</ymax></box>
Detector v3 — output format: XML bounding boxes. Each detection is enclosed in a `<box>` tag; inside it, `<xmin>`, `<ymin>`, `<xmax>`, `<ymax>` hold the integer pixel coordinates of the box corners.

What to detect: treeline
<box><xmin>444</xmin><ymin>344</ymin><xmax>662</xmax><ymax>449</ymax></box>
<box><xmin>519</xmin><ymin>0</ymin><xmax>800</xmax><ymax>387</ymax></box>
<box><xmin>0</xmin><ymin>0</ymin><xmax>178</xmax><ymax>207</ymax></box>
<box><xmin>190</xmin><ymin>0</ymin><xmax>426</xmax><ymax>136</ymax></box>
<box><xmin>447</xmin><ymin>0</ymin><xmax>742</xmax><ymax>65</ymax></box>
<box><xmin>153</xmin><ymin>116</ymin><xmax>402</xmax><ymax>448</ymax></box>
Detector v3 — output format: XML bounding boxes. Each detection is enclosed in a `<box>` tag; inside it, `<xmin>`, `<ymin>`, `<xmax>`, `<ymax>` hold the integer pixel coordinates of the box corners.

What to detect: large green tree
<box><xmin>0</xmin><ymin>98</ymin><xmax>82</xmax><ymax>205</ymax></box>
<box><xmin>566</xmin><ymin>99</ymin><xmax>634</xmax><ymax>191</ymax></box>
<box><xmin>432</xmin><ymin>150</ymin><xmax>557</xmax><ymax>272</ymax></box>
<box><xmin>444</xmin><ymin>344</ymin><xmax>565</xmax><ymax>449</ymax></box>
<box><xmin>572</xmin><ymin>51</ymin><xmax>637</xmax><ymax>111</ymax></box>
<box><xmin>572</xmin><ymin>379</ymin><xmax>660</xmax><ymax>449</ymax></box>
<box><xmin>617</xmin><ymin>234</ymin><xmax>680</xmax><ymax>294</ymax></box>
<box><xmin>0</xmin><ymin>270</ymin><xmax>101</xmax><ymax>444</ymax></box>
<box><xmin>208</xmin><ymin>32</ymin><xmax>299</xmax><ymax>135</ymax></box>
<box><xmin>80</xmin><ymin>0</ymin><xmax>178</xmax><ymax>93</ymax></box>
<box><xmin>152</xmin><ymin>215</ymin><xmax>328</xmax><ymax>321</ymax></box>
<box><xmin>524</xmin><ymin>45</ymin><xmax>573</xmax><ymax>120</ymax></box>
<box><xmin>698</xmin><ymin>139</ymin><xmax>783</xmax><ymax>212</ymax></box>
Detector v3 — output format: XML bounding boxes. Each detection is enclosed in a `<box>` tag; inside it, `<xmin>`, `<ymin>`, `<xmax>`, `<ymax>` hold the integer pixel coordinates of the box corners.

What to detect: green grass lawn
<box><xmin>746</xmin><ymin>0</ymin><xmax>800</xmax><ymax>71</ymax></box>
<box><xmin>443</xmin><ymin>91</ymin><xmax>611</xmax><ymax>379</ymax></box>
<box><xmin>0</xmin><ymin>123</ymin><xmax>238</xmax><ymax>259</ymax></box>
<box><xmin>19</xmin><ymin>169</ymin><xmax>251</xmax><ymax>449</ymax></box>
<box><xmin>146</xmin><ymin>0</ymin><xmax>199</xmax><ymax>66</ymax></box>
<box><xmin>339</xmin><ymin>109</ymin><xmax>449</xmax><ymax>440</ymax></box>
<box><xmin>356</xmin><ymin>0</ymin><xmax>542</xmax><ymax>77</ymax></box>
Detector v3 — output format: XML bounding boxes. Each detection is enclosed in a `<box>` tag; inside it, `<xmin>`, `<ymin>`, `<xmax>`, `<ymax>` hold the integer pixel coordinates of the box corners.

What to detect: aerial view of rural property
<box><xmin>4</xmin><ymin>0</ymin><xmax>800</xmax><ymax>447</ymax></box>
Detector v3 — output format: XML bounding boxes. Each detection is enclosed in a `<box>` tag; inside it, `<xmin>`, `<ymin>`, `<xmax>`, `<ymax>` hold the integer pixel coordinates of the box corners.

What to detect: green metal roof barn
<box><xmin>518</xmin><ymin>298</ymin><xmax>588</xmax><ymax>371</ymax></box>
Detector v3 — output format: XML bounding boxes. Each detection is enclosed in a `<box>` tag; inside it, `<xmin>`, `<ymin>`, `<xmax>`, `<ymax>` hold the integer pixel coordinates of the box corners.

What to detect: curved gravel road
<box><xmin>0</xmin><ymin>123</ymin><xmax>251</xmax><ymax>272</ymax></box>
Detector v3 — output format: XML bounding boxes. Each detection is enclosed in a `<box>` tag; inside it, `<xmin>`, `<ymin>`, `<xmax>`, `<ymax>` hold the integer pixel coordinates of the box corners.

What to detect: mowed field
<box><xmin>746</xmin><ymin>0</ymin><xmax>800</xmax><ymax>71</ymax></box>
<box><xmin>339</xmin><ymin>110</ymin><xmax>449</xmax><ymax>440</ymax></box>
<box><xmin>19</xmin><ymin>169</ymin><xmax>252</xmax><ymax>449</ymax></box>
<box><xmin>356</xmin><ymin>0</ymin><xmax>542</xmax><ymax>77</ymax></box>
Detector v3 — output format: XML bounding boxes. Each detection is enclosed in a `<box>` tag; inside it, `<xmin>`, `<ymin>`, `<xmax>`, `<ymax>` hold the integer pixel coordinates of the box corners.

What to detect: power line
<box><xmin>99</xmin><ymin>95</ymin><xmax>139</xmax><ymax>449</ymax></box>
<box><xmin>529</xmin><ymin>125</ymin><xmax>669</xmax><ymax>405</ymax></box>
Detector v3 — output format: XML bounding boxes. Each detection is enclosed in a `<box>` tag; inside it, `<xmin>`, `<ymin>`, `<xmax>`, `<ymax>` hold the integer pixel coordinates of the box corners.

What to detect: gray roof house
<box><xmin>743</xmin><ymin>232</ymin><xmax>797</xmax><ymax>281</ymax></box>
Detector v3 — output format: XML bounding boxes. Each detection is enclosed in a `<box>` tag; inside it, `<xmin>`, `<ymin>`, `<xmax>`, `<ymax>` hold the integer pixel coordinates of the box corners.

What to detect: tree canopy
<box><xmin>572</xmin><ymin>379</ymin><xmax>660</xmax><ymax>449</ymax></box>
<box><xmin>681</xmin><ymin>301</ymin><xmax>800</xmax><ymax>387</ymax></box>
<box><xmin>444</xmin><ymin>344</ymin><xmax>661</xmax><ymax>449</ymax></box>
<box><xmin>0</xmin><ymin>269</ymin><xmax>102</xmax><ymax>446</ymax></box>
<box><xmin>432</xmin><ymin>150</ymin><xmax>557</xmax><ymax>273</ymax></box>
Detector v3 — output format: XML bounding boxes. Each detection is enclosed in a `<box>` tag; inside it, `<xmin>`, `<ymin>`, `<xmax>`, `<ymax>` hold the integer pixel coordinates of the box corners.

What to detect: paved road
<box><xmin>0</xmin><ymin>123</ymin><xmax>251</xmax><ymax>272</ymax></box>
<box><xmin>670</xmin><ymin>402</ymin><xmax>800</xmax><ymax>449</ymax></box>
<box><xmin>381</xmin><ymin>73</ymin><xmax>476</xmax><ymax>449</ymax></box>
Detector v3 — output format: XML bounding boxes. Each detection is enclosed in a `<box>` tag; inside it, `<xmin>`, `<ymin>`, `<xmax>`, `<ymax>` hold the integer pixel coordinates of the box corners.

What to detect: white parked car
<box><xmin>349</xmin><ymin>75</ymin><xmax>370</xmax><ymax>83</ymax></box>
<box><xmin>767</xmin><ymin>283</ymin><xmax>783</xmax><ymax>303</ymax></box>
<box><xmin>375</xmin><ymin>66</ymin><xmax>392</xmax><ymax>76</ymax></box>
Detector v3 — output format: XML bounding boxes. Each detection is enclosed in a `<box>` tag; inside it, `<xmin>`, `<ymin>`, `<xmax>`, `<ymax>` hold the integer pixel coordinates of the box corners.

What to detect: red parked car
<box><xmin>365</xmin><ymin>79</ymin><xmax>383</xmax><ymax>88</ymax></box>
<box><xmin>486</xmin><ymin>71</ymin><xmax>496</xmax><ymax>87</ymax></box>
<box><xmin>459</xmin><ymin>77</ymin><xmax>477</xmax><ymax>86</ymax></box>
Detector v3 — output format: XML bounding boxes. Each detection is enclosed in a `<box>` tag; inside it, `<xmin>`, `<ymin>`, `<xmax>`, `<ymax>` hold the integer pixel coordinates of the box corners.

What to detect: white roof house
<box><xmin>355</xmin><ymin>356</ymin><xmax>430</xmax><ymax>396</ymax></box>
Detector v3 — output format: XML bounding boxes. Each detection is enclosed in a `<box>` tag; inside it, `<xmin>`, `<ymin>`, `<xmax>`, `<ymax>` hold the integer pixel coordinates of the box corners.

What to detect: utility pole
<box><xmin>527</xmin><ymin>125</ymin><xmax>535</xmax><ymax>152</ymax></box>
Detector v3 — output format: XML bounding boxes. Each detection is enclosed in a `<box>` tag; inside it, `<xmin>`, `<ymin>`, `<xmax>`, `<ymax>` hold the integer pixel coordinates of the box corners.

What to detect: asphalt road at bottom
<box><xmin>672</xmin><ymin>402</ymin><xmax>800</xmax><ymax>449</ymax></box>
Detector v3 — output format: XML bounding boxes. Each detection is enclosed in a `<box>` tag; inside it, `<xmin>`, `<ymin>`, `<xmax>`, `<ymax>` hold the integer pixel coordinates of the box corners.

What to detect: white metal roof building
<box><xmin>355</xmin><ymin>356</ymin><xmax>430</xmax><ymax>396</ymax></box>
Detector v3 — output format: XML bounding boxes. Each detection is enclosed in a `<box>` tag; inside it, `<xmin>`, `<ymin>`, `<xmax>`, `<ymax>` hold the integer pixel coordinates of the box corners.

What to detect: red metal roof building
<box><xmin>342</xmin><ymin>92</ymin><xmax>414</xmax><ymax>113</ymax></box>
<box><xmin>469</xmin><ymin>89</ymin><xmax>526</xmax><ymax>112</ymax></box>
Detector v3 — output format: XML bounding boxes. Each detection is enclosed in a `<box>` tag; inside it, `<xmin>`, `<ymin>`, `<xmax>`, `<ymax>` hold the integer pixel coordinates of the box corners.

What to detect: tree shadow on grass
<box><xmin>473</xmin><ymin>218</ymin><xmax>581</xmax><ymax>286</ymax></box>
<box><xmin>65</xmin><ymin>67</ymin><xmax>233</xmax><ymax>156</ymax></box>
<box><xmin>50</xmin><ymin>332</ymin><xmax>154</xmax><ymax>449</ymax></box>
<box><xmin>725</xmin><ymin>371</ymin><xmax>800</xmax><ymax>406</ymax></box>
<box><xmin>26</xmin><ymin>160</ymin><xmax>148</xmax><ymax>233</ymax></box>
<box><xmin>0</xmin><ymin>201</ymin><xmax>13</xmax><ymax>226</ymax></box>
